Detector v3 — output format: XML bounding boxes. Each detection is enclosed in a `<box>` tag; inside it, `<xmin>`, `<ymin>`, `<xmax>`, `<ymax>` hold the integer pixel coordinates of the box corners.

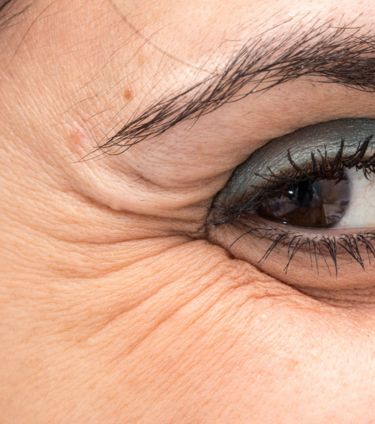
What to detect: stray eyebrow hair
<box><xmin>98</xmin><ymin>17</ymin><xmax>375</xmax><ymax>154</ymax></box>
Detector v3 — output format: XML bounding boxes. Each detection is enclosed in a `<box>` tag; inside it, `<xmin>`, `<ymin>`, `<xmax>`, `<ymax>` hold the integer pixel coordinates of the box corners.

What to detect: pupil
<box><xmin>257</xmin><ymin>176</ymin><xmax>350</xmax><ymax>228</ymax></box>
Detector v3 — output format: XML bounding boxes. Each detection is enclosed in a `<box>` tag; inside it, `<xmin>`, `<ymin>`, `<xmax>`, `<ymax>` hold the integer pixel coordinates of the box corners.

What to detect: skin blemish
<box><xmin>288</xmin><ymin>359</ymin><xmax>299</xmax><ymax>371</ymax></box>
<box><xmin>70</xmin><ymin>129</ymin><xmax>83</xmax><ymax>147</ymax></box>
<box><xmin>137</xmin><ymin>53</ymin><xmax>145</xmax><ymax>66</ymax></box>
<box><xmin>123</xmin><ymin>87</ymin><xmax>134</xmax><ymax>102</ymax></box>
<box><xmin>66</xmin><ymin>124</ymin><xmax>91</xmax><ymax>155</ymax></box>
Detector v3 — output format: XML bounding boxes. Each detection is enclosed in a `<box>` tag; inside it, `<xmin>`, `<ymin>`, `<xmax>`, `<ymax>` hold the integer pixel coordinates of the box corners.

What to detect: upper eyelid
<box><xmin>209</xmin><ymin>119</ymin><xmax>375</xmax><ymax>225</ymax></box>
<box><xmin>96</xmin><ymin>16</ymin><xmax>375</xmax><ymax>156</ymax></box>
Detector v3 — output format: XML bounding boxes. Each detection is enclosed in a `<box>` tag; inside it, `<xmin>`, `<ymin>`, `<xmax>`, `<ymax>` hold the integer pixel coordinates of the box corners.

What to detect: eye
<box><xmin>208</xmin><ymin>119</ymin><xmax>375</xmax><ymax>288</ymax></box>
<box><xmin>256</xmin><ymin>170</ymin><xmax>351</xmax><ymax>228</ymax></box>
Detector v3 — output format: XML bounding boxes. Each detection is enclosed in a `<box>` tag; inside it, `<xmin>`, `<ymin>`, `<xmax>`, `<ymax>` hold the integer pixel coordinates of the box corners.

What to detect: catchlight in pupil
<box><xmin>257</xmin><ymin>174</ymin><xmax>351</xmax><ymax>228</ymax></box>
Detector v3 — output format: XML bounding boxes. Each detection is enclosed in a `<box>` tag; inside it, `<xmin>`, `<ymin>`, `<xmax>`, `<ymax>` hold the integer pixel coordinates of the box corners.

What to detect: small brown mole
<box><xmin>137</xmin><ymin>53</ymin><xmax>145</xmax><ymax>66</ymax></box>
<box><xmin>123</xmin><ymin>87</ymin><xmax>134</xmax><ymax>102</ymax></box>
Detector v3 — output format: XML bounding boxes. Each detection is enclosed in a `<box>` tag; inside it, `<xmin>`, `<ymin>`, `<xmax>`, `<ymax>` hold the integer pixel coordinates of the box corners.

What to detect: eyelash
<box><xmin>259</xmin><ymin>134</ymin><xmax>375</xmax><ymax>189</ymax></box>
<box><xmin>212</xmin><ymin>135</ymin><xmax>375</xmax><ymax>274</ymax></box>
<box><xmin>230</xmin><ymin>223</ymin><xmax>375</xmax><ymax>275</ymax></box>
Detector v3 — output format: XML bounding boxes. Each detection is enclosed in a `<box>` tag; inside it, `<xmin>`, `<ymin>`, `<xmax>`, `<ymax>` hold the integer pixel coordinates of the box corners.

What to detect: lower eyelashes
<box><xmin>207</xmin><ymin>118</ymin><xmax>375</xmax><ymax>286</ymax></box>
<box><xmin>228</xmin><ymin>222</ymin><xmax>375</xmax><ymax>274</ymax></box>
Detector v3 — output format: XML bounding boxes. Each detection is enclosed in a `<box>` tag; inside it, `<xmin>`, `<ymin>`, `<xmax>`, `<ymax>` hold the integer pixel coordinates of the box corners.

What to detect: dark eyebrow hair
<box><xmin>98</xmin><ymin>17</ymin><xmax>375</xmax><ymax>155</ymax></box>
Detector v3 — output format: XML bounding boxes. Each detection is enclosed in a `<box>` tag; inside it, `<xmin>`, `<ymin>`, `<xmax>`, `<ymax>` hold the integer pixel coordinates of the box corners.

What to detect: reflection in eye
<box><xmin>208</xmin><ymin>119</ymin><xmax>375</xmax><ymax>276</ymax></box>
<box><xmin>256</xmin><ymin>169</ymin><xmax>351</xmax><ymax>228</ymax></box>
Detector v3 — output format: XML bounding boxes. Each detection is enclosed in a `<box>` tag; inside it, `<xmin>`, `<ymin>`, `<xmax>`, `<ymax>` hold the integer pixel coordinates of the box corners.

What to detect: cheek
<box><xmin>71</xmin><ymin>243</ymin><xmax>375</xmax><ymax>422</ymax></box>
<box><xmin>5</xmin><ymin>241</ymin><xmax>375</xmax><ymax>423</ymax></box>
<box><xmin>120</xmin><ymin>277</ymin><xmax>374</xmax><ymax>423</ymax></box>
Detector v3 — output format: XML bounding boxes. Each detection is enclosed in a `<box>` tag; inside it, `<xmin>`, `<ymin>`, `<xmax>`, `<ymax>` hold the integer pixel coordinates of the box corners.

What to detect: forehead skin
<box><xmin>1</xmin><ymin>1</ymin><xmax>375</xmax><ymax>423</ymax></box>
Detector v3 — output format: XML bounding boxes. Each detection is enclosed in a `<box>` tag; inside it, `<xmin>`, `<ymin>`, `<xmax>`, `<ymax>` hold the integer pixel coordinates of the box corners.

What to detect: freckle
<box><xmin>288</xmin><ymin>359</ymin><xmax>299</xmax><ymax>371</ymax></box>
<box><xmin>123</xmin><ymin>87</ymin><xmax>134</xmax><ymax>102</ymax></box>
<box><xmin>137</xmin><ymin>53</ymin><xmax>145</xmax><ymax>66</ymax></box>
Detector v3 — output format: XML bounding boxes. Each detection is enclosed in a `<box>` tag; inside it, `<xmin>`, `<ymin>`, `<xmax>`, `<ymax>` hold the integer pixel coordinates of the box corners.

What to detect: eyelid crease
<box><xmin>0</xmin><ymin>0</ymin><xmax>13</xmax><ymax>12</ymax></box>
<box><xmin>0</xmin><ymin>0</ymin><xmax>30</xmax><ymax>32</ymax></box>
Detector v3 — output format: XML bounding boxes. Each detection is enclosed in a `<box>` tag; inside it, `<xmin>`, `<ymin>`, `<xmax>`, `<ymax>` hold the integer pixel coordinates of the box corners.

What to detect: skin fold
<box><xmin>1</xmin><ymin>0</ymin><xmax>375</xmax><ymax>422</ymax></box>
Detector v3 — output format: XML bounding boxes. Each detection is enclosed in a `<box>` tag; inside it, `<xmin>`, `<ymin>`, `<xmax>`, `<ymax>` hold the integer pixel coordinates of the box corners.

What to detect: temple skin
<box><xmin>1</xmin><ymin>0</ymin><xmax>375</xmax><ymax>422</ymax></box>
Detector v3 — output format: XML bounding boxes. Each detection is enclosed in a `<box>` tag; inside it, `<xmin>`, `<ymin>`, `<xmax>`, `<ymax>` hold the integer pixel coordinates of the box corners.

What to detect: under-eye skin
<box><xmin>208</xmin><ymin>119</ymin><xmax>375</xmax><ymax>278</ymax></box>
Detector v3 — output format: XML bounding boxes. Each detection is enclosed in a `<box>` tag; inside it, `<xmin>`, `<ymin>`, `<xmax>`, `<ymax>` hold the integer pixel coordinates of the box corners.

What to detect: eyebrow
<box><xmin>98</xmin><ymin>17</ymin><xmax>375</xmax><ymax>154</ymax></box>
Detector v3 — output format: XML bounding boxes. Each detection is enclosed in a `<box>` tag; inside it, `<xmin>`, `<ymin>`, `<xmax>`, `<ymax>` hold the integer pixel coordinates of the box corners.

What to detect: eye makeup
<box><xmin>208</xmin><ymin>119</ymin><xmax>375</xmax><ymax>275</ymax></box>
<box><xmin>210</xmin><ymin>119</ymin><xmax>375</xmax><ymax>226</ymax></box>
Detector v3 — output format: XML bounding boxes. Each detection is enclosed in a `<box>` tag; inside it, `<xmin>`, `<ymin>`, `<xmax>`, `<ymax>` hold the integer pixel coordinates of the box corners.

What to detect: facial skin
<box><xmin>1</xmin><ymin>0</ymin><xmax>375</xmax><ymax>422</ymax></box>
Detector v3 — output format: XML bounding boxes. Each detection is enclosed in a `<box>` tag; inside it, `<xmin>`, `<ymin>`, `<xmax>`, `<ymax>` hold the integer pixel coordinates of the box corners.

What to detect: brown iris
<box><xmin>257</xmin><ymin>176</ymin><xmax>351</xmax><ymax>228</ymax></box>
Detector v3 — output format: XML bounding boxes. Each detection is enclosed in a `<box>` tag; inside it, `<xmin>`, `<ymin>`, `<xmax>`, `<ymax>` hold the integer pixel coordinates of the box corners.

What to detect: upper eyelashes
<box><xmin>210</xmin><ymin>119</ymin><xmax>375</xmax><ymax>226</ymax></box>
<box><xmin>242</xmin><ymin>135</ymin><xmax>375</xmax><ymax>229</ymax></box>
<box><xmin>208</xmin><ymin>118</ymin><xmax>375</xmax><ymax>275</ymax></box>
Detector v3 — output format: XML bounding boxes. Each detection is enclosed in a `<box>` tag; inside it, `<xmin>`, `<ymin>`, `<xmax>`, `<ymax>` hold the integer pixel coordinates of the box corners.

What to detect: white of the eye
<box><xmin>338</xmin><ymin>168</ymin><xmax>375</xmax><ymax>229</ymax></box>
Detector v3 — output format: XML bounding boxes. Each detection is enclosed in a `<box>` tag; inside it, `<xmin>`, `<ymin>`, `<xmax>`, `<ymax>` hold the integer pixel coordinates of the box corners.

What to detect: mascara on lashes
<box><xmin>211</xmin><ymin>118</ymin><xmax>375</xmax><ymax>225</ymax></box>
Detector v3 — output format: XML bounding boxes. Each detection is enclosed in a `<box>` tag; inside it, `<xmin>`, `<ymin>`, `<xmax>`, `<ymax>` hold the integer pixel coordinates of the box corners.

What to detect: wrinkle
<box><xmin>11</xmin><ymin>0</ymin><xmax>58</xmax><ymax>59</ymax></box>
<box><xmin>106</xmin><ymin>0</ymin><xmax>214</xmax><ymax>75</ymax></box>
<box><xmin>83</xmin><ymin>255</ymin><xmax>225</xmax><ymax>352</ymax></box>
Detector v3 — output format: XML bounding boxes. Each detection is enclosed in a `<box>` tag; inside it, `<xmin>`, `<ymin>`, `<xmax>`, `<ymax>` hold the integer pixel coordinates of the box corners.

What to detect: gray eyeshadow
<box><xmin>213</xmin><ymin>118</ymin><xmax>375</xmax><ymax>219</ymax></box>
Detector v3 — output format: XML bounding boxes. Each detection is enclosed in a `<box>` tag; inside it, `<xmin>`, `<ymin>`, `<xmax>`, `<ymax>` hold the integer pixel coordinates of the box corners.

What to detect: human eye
<box><xmin>207</xmin><ymin>118</ymin><xmax>375</xmax><ymax>289</ymax></box>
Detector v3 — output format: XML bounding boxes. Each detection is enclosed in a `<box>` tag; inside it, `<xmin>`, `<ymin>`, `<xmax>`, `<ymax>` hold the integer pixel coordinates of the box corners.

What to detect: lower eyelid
<box><xmin>208</xmin><ymin>215</ymin><xmax>375</xmax><ymax>286</ymax></box>
<box><xmin>291</xmin><ymin>285</ymin><xmax>375</xmax><ymax>308</ymax></box>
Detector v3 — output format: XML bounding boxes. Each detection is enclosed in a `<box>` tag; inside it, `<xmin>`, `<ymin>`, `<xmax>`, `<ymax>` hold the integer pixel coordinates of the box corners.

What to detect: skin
<box><xmin>1</xmin><ymin>0</ymin><xmax>375</xmax><ymax>422</ymax></box>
